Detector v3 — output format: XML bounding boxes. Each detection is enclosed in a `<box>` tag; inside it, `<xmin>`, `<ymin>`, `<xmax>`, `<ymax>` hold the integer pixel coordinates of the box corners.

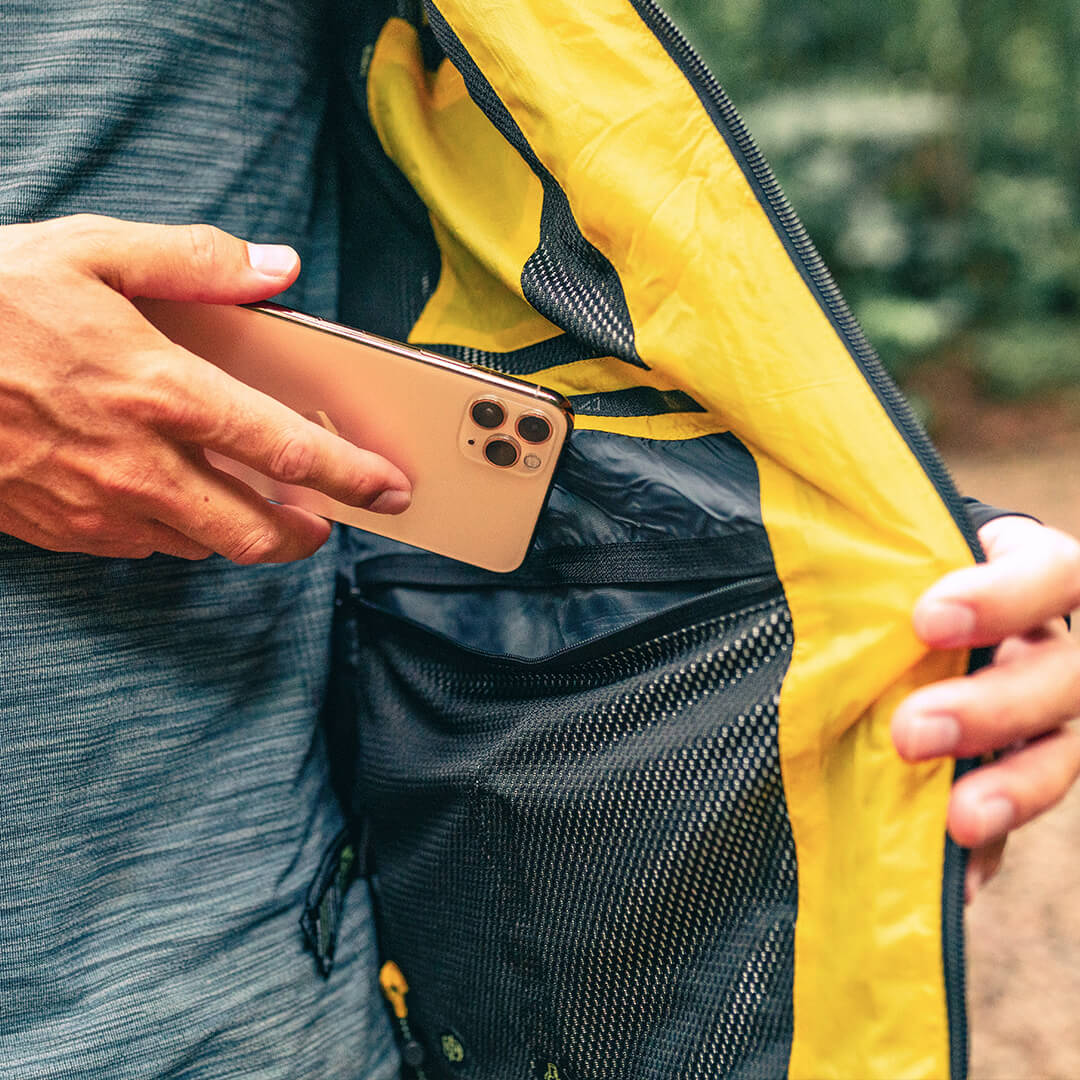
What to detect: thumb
<box><xmin>62</xmin><ymin>214</ymin><xmax>300</xmax><ymax>304</ymax></box>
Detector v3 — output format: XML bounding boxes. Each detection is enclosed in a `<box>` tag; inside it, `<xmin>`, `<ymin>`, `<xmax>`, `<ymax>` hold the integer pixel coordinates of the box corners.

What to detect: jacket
<box><xmin>324</xmin><ymin>2</ymin><xmax>981</xmax><ymax>1076</ymax></box>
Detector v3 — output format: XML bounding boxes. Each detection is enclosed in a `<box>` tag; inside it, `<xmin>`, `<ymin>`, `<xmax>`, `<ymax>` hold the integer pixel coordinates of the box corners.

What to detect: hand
<box><xmin>0</xmin><ymin>215</ymin><xmax>411</xmax><ymax>563</ymax></box>
<box><xmin>892</xmin><ymin>515</ymin><xmax>1080</xmax><ymax>898</ymax></box>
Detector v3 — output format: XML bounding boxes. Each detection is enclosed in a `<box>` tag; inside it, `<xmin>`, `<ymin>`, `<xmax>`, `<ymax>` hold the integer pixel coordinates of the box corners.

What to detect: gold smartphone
<box><xmin>136</xmin><ymin>300</ymin><xmax>573</xmax><ymax>573</ymax></box>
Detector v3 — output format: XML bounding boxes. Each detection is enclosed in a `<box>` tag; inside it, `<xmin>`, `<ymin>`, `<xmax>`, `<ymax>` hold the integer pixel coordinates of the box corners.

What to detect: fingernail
<box><xmin>368</xmin><ymin>489</ymin><xmax>411</xmax><ymax>515</ymax></box>
<box><xmin>916</xmin><ymin>600</ymin><xmax>976</xmax><ymax>645</ymax></box>
<box><xmin>905</xmin><ymin>713</ymin><xmax>961</xmax><ymax>758</ymax></box>
<box><xmin>974</xmin><ymin>796</ymin><xmax>1014</xmax><ymax>844</ymax></box>
<box><xmin>247</xmin><ymin>243</ymin><xmax>299</xmax><ymax>278</ymax></box>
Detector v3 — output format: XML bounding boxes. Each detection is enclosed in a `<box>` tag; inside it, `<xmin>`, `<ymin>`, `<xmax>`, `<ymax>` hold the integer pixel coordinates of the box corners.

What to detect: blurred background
<box><xmin>665</xmin><ymin>0</ymin><xmax>1080</xmax><ymax>443</ymax></box>
<box><xmin>661</xmin><ymin>2</ymin><xmax>1080</xmax><ymax>1077</ymax></box>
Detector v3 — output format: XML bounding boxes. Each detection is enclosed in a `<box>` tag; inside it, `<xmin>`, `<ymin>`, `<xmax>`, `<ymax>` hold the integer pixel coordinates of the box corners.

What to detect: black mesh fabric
<box><xmin>338</xmin><ymin>586</ymin><xmax>798</xmax><ymax>1079</ymax></box>
<box><xmin>418</xmin><ymin>336</ymin><xmax>618</xmax><ymax>379</ymax></box>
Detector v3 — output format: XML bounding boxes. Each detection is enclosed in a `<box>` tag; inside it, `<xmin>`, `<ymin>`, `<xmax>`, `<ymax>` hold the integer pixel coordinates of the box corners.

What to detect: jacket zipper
<box><xmin>630</xmin><ymin>2</ymin><xmax>971</xmax><ymax>1075</ymax></box>
<box><xmin>632</xmin><ymin>1</ymin><xmax>981</xmax><ymax>561</ymax></box>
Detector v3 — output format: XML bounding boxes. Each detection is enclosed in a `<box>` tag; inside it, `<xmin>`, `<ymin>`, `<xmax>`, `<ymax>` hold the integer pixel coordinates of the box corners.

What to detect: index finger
<box><xmin>914</xmin><ymin>519</ymin><xmax>1080</xmax><ymax>648</ymax></box>
<box><xmin>143</xmin><ymin>346</ymin><xmax>412</xmax><ymax>513</ymax></box>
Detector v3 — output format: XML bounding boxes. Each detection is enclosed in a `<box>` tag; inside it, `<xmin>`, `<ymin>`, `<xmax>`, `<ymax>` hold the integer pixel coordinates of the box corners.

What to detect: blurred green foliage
<box><xmin>662</xmin><ymin>0</ymin><xmax>1080</xmax><ymax>398</ymax></box>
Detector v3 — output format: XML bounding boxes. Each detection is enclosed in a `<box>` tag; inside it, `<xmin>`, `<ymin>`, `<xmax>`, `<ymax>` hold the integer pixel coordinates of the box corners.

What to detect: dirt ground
<box><xmin>942</xmin><ymin>422</ymin><xmax>1080</xmax><ymax>1080</ymax></box>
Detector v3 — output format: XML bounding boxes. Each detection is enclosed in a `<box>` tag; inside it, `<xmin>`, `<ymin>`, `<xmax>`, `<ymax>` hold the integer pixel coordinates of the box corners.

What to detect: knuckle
<box><xmin>226</xmin><ymin>526</ymin><xmax>282</xmax><ymax>565</ymax></box>
<box><xmin>265</xmin><ymin>430</ymin><xmax>318</xmax><ymax>485</ymax></box>
<box><xmin>963</xmin><ymin>694</ymin><xmax>1008</xmax><ymax>736</ymax></box>
<box><xmin>66</xmin><ymin>508</ymin><xmax>111</xmax><ymax>541</ymax></box>
<box><xmin>1</xmin><ymin>215</ymin><xmax>114</xmax><ymax>287</ymax></box>
<box><xmin>118</xmin><ymin>354</ymin><xmax>191</xmax><ymax>428</ymax></box>
<box><xmin>348</xmin><ymin>470</ymin><xmax>386</xmax><ymax>505</ymax></box>
<box><xmin>56</xmin><ymin>214</ymin><xmax>116</xmax><ymax>262</ymax></box>
<box><xmin>59</xmin><ymin>213</ymin><xmax>109</xmax><ymax>243</ymax></box>
<box><xmin>183</xmin><ymin>223</ymin><xmax>226</xmax><ymax>273</ymax></box>
<box><xmin>123</xmin><ymin>544</ymin><xmax>157</xmax><ymax>560</ymax></box>
<box><xmin>63</xmin><ymin>212</ymin><xmax>109</xmax><ymax>231</ymax></box>
<box><xmin>1016</xmin><ymin>766</ymin><xmax>1066</xmax><ymax>820</ymax></box>
<box><xmin>1012</xmin><ymin>729</ymin><xmax>1080</xmax><ymax>818</ymax></box>
<box><xmin>97</xmin><ymin>458</ymin><xmax>157</xmax><ymax>502</ymax></box>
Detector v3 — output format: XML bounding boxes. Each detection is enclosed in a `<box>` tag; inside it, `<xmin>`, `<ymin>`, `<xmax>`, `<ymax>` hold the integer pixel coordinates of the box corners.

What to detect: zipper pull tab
<box><xmin>380</xmin><ymin>961</ymin><xmax>410</xmax><ymax>1019</ymax></box>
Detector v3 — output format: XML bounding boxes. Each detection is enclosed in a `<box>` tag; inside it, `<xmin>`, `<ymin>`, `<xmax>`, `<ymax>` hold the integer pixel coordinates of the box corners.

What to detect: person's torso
<box><xmin>0</xmin><ymin>0</ymin><xmax>338</xmax><ymax>312</ymax></box>
<box><xmin>0</xmin><ymin>6</ymin><xmax>395</xmax><ymax>1077</ymax></box>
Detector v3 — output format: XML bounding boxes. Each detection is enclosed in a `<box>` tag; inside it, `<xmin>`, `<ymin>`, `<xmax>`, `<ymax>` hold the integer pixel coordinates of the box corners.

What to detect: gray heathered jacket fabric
<box><xmin>0</xmin><ymin>3</ymin><xmax>396</xmax><ymax>1077</ymax></box>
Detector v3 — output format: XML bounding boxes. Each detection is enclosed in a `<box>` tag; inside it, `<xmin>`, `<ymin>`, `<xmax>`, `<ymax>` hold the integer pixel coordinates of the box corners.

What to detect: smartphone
<box><xmin>135</xmin><ymin>299</ymin><xmax>573</xmax><ymax>573</ymax></box>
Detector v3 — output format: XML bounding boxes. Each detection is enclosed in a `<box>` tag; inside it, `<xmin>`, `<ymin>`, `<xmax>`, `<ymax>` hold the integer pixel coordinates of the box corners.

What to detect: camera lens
<box><xmin>471</xmin><ymin>399</ymin><xmax>505</xmax><ymax>429</ymax></box>
<box><xmin>484</xmin><ymin>437</ymin><xmax>519</xmax><ymax>468</ymax></box>
<box><xmin>516</xmin><ymin>413</ymin><xmax>552</xmax><ymax>444</ymax></box>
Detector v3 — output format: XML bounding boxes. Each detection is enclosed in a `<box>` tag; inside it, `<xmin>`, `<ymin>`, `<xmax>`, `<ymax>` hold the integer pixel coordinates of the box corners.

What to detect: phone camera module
<box><xmin>471</xmin><ymin>399</ymin><xmax>505</xmax><ymax>429</ymax></box>
<box><xmin>484</xmin><ymin>436</ymin><xmax>519</xmax><ymax>468</ymax></box>
<box><xmin>516</xmin><ymin>413</ymin><xmax>552</xmax><ymax>444</ymax></box>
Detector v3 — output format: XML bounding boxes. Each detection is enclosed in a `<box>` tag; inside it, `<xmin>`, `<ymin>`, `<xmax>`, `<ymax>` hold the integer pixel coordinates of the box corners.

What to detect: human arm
<box><xmin>891</xmin><ymin>514</ymin><xmax>1080</xmax><ymax>896</ymax></box>
<box><xmin>0</xmin><ymin>214</ymin><xmax>411</xmax><ymax>563</ymax></box>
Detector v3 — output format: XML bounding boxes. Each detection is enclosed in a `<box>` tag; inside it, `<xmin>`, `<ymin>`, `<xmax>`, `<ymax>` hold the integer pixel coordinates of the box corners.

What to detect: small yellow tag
<box><xmin>379</xmin><ymin>961</ymin><xmax>410</xmax><ymax>1019</ymax></box>
<box><xmin>441</xmin><ymin>1033</ymin><xmax>465</xmax><ymax>1063</ymax></box>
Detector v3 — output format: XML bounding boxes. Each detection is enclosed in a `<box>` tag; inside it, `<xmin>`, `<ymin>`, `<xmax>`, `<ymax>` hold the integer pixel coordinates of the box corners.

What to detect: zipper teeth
<box><xmin>944</xmin><ymin>837</ymin><xmax>970</xmax><ymax>1080</ymax></box>
<box><xmin>462</xmin><ymin>626</ymin><xmax>689</xmax><ymax>692</ymax></box>
<box><xmin>532</xmin><ymin>575</ymin><xmax>774</xmax><ymax>669</ymax></box>
<box><xmin>636</xmin><ymin>0</ymin><xmax>982</xmax><ymax>562</ymax></box>
<box><xmin>634</xmin><ymin>4</ymin><xmax>970</xmax><ymax>1075</ymax></box>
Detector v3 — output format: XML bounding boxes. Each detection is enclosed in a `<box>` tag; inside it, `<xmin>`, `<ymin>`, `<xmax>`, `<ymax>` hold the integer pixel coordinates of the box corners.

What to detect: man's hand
<box><xmin>892</xmin><ymin>515</ymin><xmax>1080</xmax><ymax>898</ymax></box>
<box><xmin>0</xmin><ymin>214</ymin><xmax>411</xmax><ymax>563</ymax></box>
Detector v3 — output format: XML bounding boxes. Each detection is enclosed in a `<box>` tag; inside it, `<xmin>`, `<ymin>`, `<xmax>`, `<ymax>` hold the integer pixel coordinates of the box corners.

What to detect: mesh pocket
<box><xmin>341</xmin><ymin>587</ymin><xmax>798</xmax><ymax>1080</ymax></box>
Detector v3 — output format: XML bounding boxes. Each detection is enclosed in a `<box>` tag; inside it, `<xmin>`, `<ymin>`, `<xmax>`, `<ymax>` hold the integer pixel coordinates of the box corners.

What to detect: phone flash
<box><xmin>524</xmin><ymin>454</ymin><xmax>542</xmax><ymax>470</ymax></box>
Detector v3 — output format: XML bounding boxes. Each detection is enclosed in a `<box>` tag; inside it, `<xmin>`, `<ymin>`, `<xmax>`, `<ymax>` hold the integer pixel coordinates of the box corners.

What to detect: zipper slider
<box><xmin>380</xmin><ymin>961</ymin><xmax>410</xmax><ymax>1019</ymax></box>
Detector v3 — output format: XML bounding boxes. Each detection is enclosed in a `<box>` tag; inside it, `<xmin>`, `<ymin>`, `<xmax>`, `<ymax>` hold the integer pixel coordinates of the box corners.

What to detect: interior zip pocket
<box><xmin>335</xmin><ymin>579</ymin><xmax>799</xmax><ymax>1079</ymax></box>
